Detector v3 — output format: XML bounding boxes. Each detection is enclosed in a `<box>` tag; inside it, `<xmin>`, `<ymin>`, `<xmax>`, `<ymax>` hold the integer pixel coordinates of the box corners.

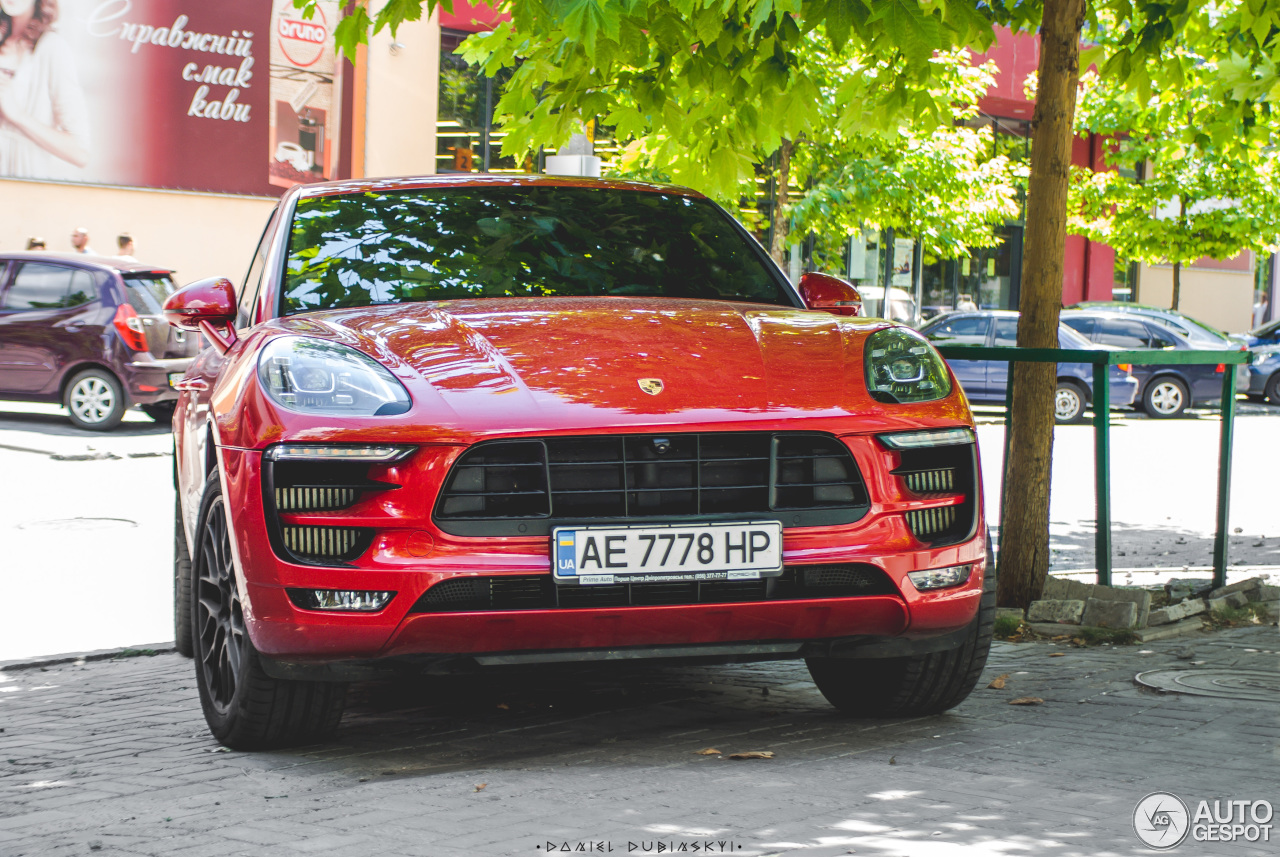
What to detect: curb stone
<box><xmin>0</xmin><ymin>642</ymin><xmax>176</xmax><ymax>672</ymax></box>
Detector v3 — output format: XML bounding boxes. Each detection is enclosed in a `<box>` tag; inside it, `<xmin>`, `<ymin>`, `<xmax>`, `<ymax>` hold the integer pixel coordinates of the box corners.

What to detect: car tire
<box><xmin>174</xmin><ymin>496</ymin><xmax>194</xmax><ymax>658</ymax></box>
<box><xmin>1053</xmin><ymin>381</ymin><xmax>1087</xmax><ymax>424</ymax></box>
<box><xmin>142</xmin><ymin>401</ymin><xmax>177</xmax><ymax>425</ymax></box>
<box><xmin>1142</xmin><ymin>376</ymin><xmax>1189</xmax><ymax>418</ymax></box>
<box><xmin>805</xmin><ymin>535</ymin><xmax>996</xmax><ymax>717</ymax></box>
<box><xmin>191</xmin><ymin>474</ymin><xmax>347</xmax><ymax>749</ymax></box>
<box><xmin>1266</xmin><ymin>373</ymin><xmax>1280</xmax><ymax>405</ymax></box>
<box><xmin>64</xmin><ymin>368</ymin><xmax>126</xmax><ymax>431</ymax></box>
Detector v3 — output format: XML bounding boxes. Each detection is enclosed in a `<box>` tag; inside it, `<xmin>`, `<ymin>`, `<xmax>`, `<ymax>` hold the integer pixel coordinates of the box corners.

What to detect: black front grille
<box><xmin>435</xmin><ymin>433</ymin><xmax>869</xmax><ymax>535</ymax></box>
<box><xmin>892</xmin><ymin>443</ymin><xmax>978</xmax><ymax>546</ymax></box>
<box><xmin>409</xmin><ymin>563</ymin><xmax>896</xmax><ymax>612</ymax></box>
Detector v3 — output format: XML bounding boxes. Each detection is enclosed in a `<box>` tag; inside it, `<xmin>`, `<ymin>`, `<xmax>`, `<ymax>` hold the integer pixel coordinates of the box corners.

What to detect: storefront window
<box><xmin>1114</xmin><ymin>257</ymin><xmax>1138</xmax><ymax>302</ymax></box>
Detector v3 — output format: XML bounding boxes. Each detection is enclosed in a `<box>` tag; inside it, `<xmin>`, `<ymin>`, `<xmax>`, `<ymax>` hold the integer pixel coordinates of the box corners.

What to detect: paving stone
<box><xmin>1133</xmin><ymin>617</ymin><xmax>1207</xmax><ymax>642</ymax></box>
<box><xmin>1208</xmin><ymin>591</ymin><xmax>1250</xmax><ymax>611</ymax></box>
<box><xmin>1208</xmin><ymin>576</ymin><xmax>1265</xmax><ymax>600</ymax></box>
<box><xmin>1042</xmin><ymin>576</ymin><xmax>1152</xmax><ymax>628</ymax></box>
<box><xmin>1080</xmin><ymin>597</ymin><xmax>1138</xmax><ymax>629</ymax></box>
<box><xmin>3</xmin><ymin>630</ymin><xmax>1279</xmax><ymax>857</ymax></box>
<box><xmin>1250</xmin><ymin>584</ymin><xmax>1280</xmax><ymax>603</ymax></box>
<box><xmin>1026</xmin><ymin>600</ymin><xmax>1085</xmax><ymax>624</ymax></box>
<box><xmin>1146</xmin><ymin>598</ymin><xmax>1206</xmax><ymax>626</ymax></box>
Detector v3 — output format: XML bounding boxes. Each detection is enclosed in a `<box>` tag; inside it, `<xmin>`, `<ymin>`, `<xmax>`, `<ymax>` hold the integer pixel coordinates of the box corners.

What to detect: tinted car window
<box><xmin>1095</xmin><ymin>318</ymin><xmax>1155</xmax><ymax>348</ymax></box>
<box><xmin>925</xmin><ymin>316</ymin><xmax>990</xmax><ymax>345</ymax></box>
<box><xmin>124</xmin><ymin>275</ymin><xmax>177</xmax><ymax>315</ymax></box>
<box><xmin>282</xmin><ymin>187</ymin><xmax>793</xmax><ymax>314</ymax></box>
<box><xmin>1</xmin><ymin>262</ymin><xmax>93</xmax><ymax>310</ymax></box>
<box><xmin>993</xmin><ymin>318</ymin><xmax>1018</xmax><ymax>347</ymax></box>
<box><xmin>1147</xmin><ymin>325</ymin><xmax>1179</xmax><ymax>348</ymax></box>
<box><xmin>1062</xmin><ymin>316</ymin><xmax>1094</xmax><ymax>338</ymax></box>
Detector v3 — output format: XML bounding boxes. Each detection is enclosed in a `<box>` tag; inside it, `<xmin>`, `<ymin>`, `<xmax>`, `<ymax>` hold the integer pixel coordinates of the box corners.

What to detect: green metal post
<box><xmin>1092</xmin><ymin>361</ymin><xmax>1112</xmax><ymax>586</ymax></box>
<box><xmin>1211</xmin><ymin>369</ymin><xmax>1237</xmax><ymax>589</ymax></box>
<box><xmin>997</xmin><ymin>364</ymin><xmax>1015</xmax><ymax>572</ymax></box>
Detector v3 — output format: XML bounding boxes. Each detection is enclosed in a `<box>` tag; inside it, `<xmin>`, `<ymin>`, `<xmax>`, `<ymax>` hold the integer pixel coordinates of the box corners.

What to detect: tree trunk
<box><xmin>769</xmin><ymin>138</ymin><xmax>793</xmax><ymax>266</ymax></box>
<box><xmin>1171</xmin><ymin>196</ymin><xmax>1186</xmax><ymax>310</ymax></box>
<box><xmin>996</xmin><ymin>0</ymin><xmax>1087</xmax><ymax>609</ymax></box>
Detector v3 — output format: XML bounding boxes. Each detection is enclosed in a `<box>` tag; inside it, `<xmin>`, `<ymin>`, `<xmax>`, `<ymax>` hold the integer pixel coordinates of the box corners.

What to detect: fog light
<box><xmin>289</xmin><ymin>589</ymin><xmax>395</xmax><ymax>611</ymax></box>
<box><xmin>268</xmin><ymin>444</ymin><xmax>413</xmax><ymax>462</ymax></box>
<box><xmin>907</xmin><ymin>564</ymin><xmax>973</xmax><ymax>591</ymax></box>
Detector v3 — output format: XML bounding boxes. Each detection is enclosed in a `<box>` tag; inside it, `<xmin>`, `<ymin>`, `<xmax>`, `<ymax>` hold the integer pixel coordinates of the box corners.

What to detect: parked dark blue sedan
<box><xmin>1061</xmin><ymin>309</ymin><xmax>1248</xmax><ymax>418</ymax></box>
<box><xmin>1244</xmin><ymin>317</ymin><xmax>1280</xmax><ymax>348</ymax></box>
<box><xmin>919</xmin><ymin>310</ymin><xmax>1138</xmax><ymax>424</ymax></box>
<box><xmin>1247</xmin><ymin>346</ymin><xmax>1280</xmax><ymax>403</ymax></box>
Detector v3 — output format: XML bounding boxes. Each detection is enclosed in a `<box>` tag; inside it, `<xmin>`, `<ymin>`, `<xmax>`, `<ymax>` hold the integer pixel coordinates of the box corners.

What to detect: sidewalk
<box><xmin>2</xmin><ymin>628</ymin><xmax>1276</xmax><ymax>856</ymax></box>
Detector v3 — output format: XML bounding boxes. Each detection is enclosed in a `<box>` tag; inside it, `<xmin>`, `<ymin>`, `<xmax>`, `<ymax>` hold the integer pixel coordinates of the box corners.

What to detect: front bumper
<box><xmin>217</xmin><ymin>436</ymin><xmax>988</xmax><ymax>669</ymax></box>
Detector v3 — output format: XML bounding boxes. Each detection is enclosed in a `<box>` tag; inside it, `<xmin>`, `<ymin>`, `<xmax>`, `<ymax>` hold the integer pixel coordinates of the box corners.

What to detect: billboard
<box><xmin>0</xmin><ymin>0</ymin><xmax>348</xmax><ymax>196</ymax></box>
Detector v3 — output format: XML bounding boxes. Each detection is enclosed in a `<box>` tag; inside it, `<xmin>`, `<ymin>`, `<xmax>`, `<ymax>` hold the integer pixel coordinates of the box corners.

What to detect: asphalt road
<box><xmin>0</xmin><ymin>400</ymin><xmax>1277</xmax><ymax>662</ymax></box>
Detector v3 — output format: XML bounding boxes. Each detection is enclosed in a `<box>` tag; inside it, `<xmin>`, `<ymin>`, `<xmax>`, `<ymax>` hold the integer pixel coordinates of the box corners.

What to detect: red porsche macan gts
<box><xmin>165</xmin><ymin>176</ymin><xmax>993</xmax><ymax>749</ymax></box>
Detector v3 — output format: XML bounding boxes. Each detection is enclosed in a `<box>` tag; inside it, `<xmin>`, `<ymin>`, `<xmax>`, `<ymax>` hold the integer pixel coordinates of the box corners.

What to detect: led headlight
<box><xmin>258</xmin><ymin>336</ymin><xmax>411</xmax><ymax>416</ymax></box>
<box><xmin>864</xmin><ymin>327</ymin><xmax>952</xmax><ymax>403</ymax></box>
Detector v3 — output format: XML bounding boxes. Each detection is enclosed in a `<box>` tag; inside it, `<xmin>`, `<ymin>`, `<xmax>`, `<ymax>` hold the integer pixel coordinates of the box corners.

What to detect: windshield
<box><xmin>123</xmin><ymin>275</ymin><xmax>177</xmax><ymax>315</ymax></box>
<box><xmin>281</xmin><ymin>186</ymin><xmax>794</xmax><ymax>314</ymax></box>
<box><xmin>1252</xmin><ymin>317</ymin><xmax>1280</xmax><ymax>338</ymax></box>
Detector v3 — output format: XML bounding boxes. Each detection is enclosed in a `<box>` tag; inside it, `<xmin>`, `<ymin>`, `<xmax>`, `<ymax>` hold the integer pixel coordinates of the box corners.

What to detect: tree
<box><xmin>298</xmin><ymin>0</ymin><xmax>1280</xmax><ymax>608</ymax></box>
<box><xmin>1071</xmin><ymin>70</ymin><xmax>1280</xmax><ymax>310</ymax></box>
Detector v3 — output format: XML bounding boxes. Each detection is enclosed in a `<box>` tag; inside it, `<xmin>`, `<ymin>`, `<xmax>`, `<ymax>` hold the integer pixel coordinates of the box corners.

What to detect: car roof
<box><xmin>296</xmin><ymin>173</ymin><xmax>706</xmax><ymax>201</ymax></box>
<box><xmin>0</xmin><ymin>251</ymin><xmax>172</xmax><ymax>275</ymax></box>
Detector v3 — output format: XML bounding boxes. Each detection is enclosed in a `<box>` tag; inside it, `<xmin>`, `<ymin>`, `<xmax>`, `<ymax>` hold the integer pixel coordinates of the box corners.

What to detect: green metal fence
<box><xmin>934</xmin><ymin>345</ymin><xmax>1249</xmax><ymax>588</ymax></box>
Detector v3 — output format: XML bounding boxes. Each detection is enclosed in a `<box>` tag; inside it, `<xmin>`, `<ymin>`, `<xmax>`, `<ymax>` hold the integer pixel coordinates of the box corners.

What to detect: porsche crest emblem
<box><xmin>638</xmin><ymin>378</ymin><xmax>664</xmax><ymax>395</ymax></box>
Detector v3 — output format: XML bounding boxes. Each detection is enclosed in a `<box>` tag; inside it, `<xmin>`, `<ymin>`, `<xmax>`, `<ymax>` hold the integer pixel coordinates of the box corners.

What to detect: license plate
<box><xmin>168</xmin><ymin>373</ymin><xmax>183</xmax><ymax>387</ymax></box>
<box><xmin>552</xmin><ymin>521</ymin><xmax>783</xmax><ymax>585</ymax></box>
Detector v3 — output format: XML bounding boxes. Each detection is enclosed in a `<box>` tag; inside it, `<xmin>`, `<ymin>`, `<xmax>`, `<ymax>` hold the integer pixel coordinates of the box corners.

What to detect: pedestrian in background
<box><xmin>24</xmin><ymin>235</ymin><xmax>44</xmax><ymax>250</ymax></box>
<box><xmin>1254</xmin><ymin>292</ymin><xmax>1270</xmax><ymax>328</ymax></box>
<box><xmin>115</xmin><ymin>232</ymin><xmax>136</xmax><ymax>262</ymax></box>
<box><xmin>70</xmin><ymin>225</ymin><xmax>92</xmax><ymax>253</ymax></box>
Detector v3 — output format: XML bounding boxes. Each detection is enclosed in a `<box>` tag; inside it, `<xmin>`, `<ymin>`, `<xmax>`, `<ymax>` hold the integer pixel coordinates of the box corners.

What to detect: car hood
<box><xmin>263</xmin><ymin>298</ymin><xmax>946</xmax><ymax>436</ymax></box>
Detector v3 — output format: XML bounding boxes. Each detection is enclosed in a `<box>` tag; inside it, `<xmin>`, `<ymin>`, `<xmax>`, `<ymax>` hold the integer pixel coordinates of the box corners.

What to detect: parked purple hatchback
<box><xmin>0</xmin><ymin>253</ymin><xmax>199</xmax><ymax>430</ymax></box>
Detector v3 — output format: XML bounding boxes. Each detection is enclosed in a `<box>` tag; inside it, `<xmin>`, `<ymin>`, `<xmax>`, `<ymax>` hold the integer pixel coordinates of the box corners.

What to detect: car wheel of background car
<box><xmin>1266</xmin><ymin>373</ymin><xmax>1280</xmax><ymax>405</ymax></box>
<box><xmin>1053</xmin><ymin>381</ymin><xmax>1087</xmax><ymax>424</ymax></box>
<box><xmin>804</xmin><ymin>539</ymin><xmax>995</xmax><ymax>717</ymax></box>
<box><xmin>142</xmin><ymin>401</ymin><xmax>177</xmax><ymax>425</ymax></box>
<box><xmin>174</xmin><ymin>496</ymin><xmax>194</xmax><ymax>659</ymax></box>
<box><xmin>1142</xmin><ymin>376</ymin><xmax>1189</xmax><ymax>418</ymax></box>
<box><xmin>192</xmin><ymin>474</ymin><xmax>347</xmax><ymax>749</ymax></box>
<box><xmin>64</xmin><ymin>368</ymin><xmax>126</xmax><ymax>431</ymax></box>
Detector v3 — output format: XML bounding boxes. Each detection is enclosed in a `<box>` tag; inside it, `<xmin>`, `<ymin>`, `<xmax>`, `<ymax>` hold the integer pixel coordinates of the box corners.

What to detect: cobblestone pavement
<box><xmin>2</xmin><ymin>627</ymin><xmax>1277</xmax><ymax>857</ymax></box>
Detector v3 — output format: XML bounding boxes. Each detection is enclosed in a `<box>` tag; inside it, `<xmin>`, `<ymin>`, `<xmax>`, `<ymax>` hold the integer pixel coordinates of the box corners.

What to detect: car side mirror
<box><xmin>797</xmin><ymin>271</ymin><xmax>862</xmax><ymax>317</ymax></box>
<box><xmin>163</xmin><ymin>277</ymin><xmax>238</xmax><ymax>355</ymax></box>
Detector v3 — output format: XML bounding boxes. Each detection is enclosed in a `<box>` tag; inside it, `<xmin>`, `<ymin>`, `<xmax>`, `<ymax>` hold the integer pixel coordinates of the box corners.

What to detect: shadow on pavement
<box><xmin>0</xmin><ymin>407</ymin><xmax>170</xmax><ymax>438</ymax></box>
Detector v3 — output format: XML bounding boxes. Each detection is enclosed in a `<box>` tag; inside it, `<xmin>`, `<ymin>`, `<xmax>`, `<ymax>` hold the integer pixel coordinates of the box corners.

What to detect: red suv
<box><xmin>165</xmin><ymin>176</ymin><xmax>993</xmax><ymax>749</ymax></box>
<box><xmin>0</xmin><ymin>253</ymin><xmax>197</xmax><ymax>429</ymax></box>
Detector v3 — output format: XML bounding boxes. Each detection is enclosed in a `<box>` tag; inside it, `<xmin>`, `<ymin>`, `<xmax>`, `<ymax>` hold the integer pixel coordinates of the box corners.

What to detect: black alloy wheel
<box><xmin>191</xmin><ymin>474</ymin><xmax>347</xmax><ymax>749</ymax></box>
<box><xmin>1267</xmin><ymin>372</ymin><xmax>1280</xmax><ymax>405</ymax></box>
<box><xmin>195</xmin><ymin>490</ymin><xmax>246</xmax><ymax>714</ymax></box>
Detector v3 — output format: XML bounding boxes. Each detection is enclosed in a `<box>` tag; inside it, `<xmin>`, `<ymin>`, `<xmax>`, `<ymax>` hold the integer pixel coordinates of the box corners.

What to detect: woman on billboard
<box><xmin>0</xmin><ymin>0</ymin><xmax>90</xmax><ymax>179</ymax></box>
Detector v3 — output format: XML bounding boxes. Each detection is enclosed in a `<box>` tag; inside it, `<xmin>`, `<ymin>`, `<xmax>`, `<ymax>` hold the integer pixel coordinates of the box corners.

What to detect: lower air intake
<box><xmin>280</xmin><ymin>525</ymin><xmax>370</xmax><ymax>562</ymax></box>
<box><xmin>410</xmin><ymin>563</ymin><xmax>896</xmax><ymax>612</ymax></box>
<box><xmin>905</xmin><ymin>506</ymin><xmax>958</xmax><ymax>538</ymax></box>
